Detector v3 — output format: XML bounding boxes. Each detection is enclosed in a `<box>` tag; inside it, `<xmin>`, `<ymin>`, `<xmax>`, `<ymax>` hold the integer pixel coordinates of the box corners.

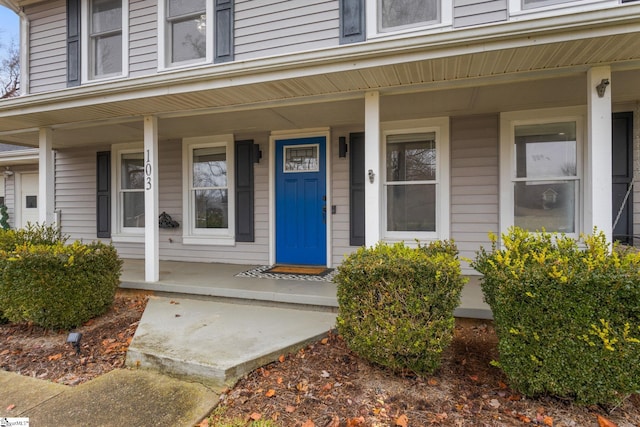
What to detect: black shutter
<box><xmin>215</xmin><ymin>0</ymin><xmax>234</xmax><ymax>63</ymax></box>
<box><xmin>96</xmin><ymin>151</ymin><xmax>111</xmax><ymax>238</ymax></box>
<box><xmin>67</xmin><ymin>0</ymin><xmax>81</xmax><ymax>87</ymax></box>
<box><xmin>235</xmin><ymin>140</ymin><xmax>254</xmax><ymax>242</ymax></box>
<box><xmin>349</xmin><ymin>132</ymin><xmax>365</xmax><ymax>246</ymax></box>
<box><xmin>339</xmin><ymin>0</ymin><xmax>366</xmax><ymax>44</ymax></box>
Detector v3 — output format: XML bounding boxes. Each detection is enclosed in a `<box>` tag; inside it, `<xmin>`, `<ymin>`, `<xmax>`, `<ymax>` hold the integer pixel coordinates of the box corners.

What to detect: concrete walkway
<box><xmin>0</xmin><ymin>295</ymin><xmax>336</xmax><ymax>426</ymax></box>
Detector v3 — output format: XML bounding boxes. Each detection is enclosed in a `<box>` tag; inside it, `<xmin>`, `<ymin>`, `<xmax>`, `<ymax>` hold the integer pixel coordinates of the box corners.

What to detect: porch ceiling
<box><xmin>1</xmin><ymin>17</ymin><xmax>640</xmax><ymax>148</ymax></box>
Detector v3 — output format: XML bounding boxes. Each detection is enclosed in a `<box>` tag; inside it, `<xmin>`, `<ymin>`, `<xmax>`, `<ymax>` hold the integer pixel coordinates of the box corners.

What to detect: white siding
<box><xmin>633</xmin><ymin>106</ymin><xmax>640</xmax><ymax>245</ymax></box>
<box><xmin>450</xmin><ymin>114</ymin><xmax>500</xmax><ymax>273</ymax></box>
<box><xmin>235</xmin><ymin>0</ymin><xmax>339</xmax><ymax>61</ymax></box>
<box><xmin>27</xmin><ymin>0</ymin><xmax>67</xmax><ymax>93</ymax></box>
<box><xmin>454</xmin><ymin>0</ymin><xmax>507</xmax><ymax>28</ymax></box>
<box><xmin>129</xmin><ymin>0</ymin><xmax>157</xmax><ymax>78</ymax></box>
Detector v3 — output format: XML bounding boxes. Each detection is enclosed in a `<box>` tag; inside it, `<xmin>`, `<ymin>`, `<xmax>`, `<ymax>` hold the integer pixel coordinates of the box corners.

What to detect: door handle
<box><xmin>322</xmin><ymin>205</ymin><xmax>326</xmax><ymax>224</ymax></box>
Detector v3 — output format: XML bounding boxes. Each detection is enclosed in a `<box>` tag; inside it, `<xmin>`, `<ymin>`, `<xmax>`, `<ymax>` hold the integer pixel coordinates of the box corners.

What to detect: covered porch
<box><xmin>119</xmin><ymin>259</ymin><xmax>491</xmax><ymax>319</ymax></box>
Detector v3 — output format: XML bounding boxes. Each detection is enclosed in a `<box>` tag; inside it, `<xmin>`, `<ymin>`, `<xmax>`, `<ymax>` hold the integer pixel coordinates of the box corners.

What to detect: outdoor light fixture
<box><xmin>338</xmin><ymin>137</ymin><xmax>347</xmax><ymax>158</ymax></box>
<box><xmin>3</xmin><ymin>167</ymin><xmax>13</xmax><ymax>177</ymax></box>
<box><xmin>596</xmin><ymin>78</ymin><xmax>610</xmax><ymax>98</ymax></box>
<box><xmin>67</xmin><ymin>332</ymin><xmax>82</xmax><ymax>355</ymax></box>
<box><xmin>368</xmin><ymin>169</ymin><xmax>375</xmax><ymax>183</ymax></box>
<box><xmin>253</xmin><ymin>143</ymin><xmax>262</xmax><ymax>163</ymax></box>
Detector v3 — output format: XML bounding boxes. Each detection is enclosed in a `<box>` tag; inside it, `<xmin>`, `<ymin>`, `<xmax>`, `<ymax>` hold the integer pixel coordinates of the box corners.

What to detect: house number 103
<box><xmin>145</xmin><ymin>150</ymin><xmax>152</xmax><ymax>190</ymax></box>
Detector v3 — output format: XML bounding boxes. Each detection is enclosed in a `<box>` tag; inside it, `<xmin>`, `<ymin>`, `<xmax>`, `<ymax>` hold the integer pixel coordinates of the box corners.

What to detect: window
<box><xmin>85</xmin><ymin>0</ymin><xmax>127</xmax><ymax>80</ymax></box>
<box><xmin>160</xmin><ymin>0</ymin><xmax>212</xmax><ymax>68</ymax></box>
<box><xmin>182</xmin><ymin>135</ymin><xmax>235</xmax><ymax>245</ymax></box>
<box><xmin>500</xmin><ymin>108</ymin><xmax>584</xmax><ymax>236</ymax></box>
<box><xmin>112</xmin><ymin>144</ymin><xmax>144</xmax><ymax>240</ymax></box>
<box><xmin>379</xmin><ymin>0</ymin><xmax>439</xmax><ymax>32</ymax></box>
<box><xmin>382</xmin><ymin>118</ymin><xmax>450</xmax><ymax>241</ymax></box>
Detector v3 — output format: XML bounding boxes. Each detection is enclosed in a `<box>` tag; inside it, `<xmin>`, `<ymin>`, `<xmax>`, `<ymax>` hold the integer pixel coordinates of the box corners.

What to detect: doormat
<box><xmin>235</xmin><ymin>265</ymin><xmax>335</xmax><ymax>282</ymax></box>
<box><xmin>266</xmin><ymin>265</ymin><xmax>331</xmax><ymax>276</ymax></box>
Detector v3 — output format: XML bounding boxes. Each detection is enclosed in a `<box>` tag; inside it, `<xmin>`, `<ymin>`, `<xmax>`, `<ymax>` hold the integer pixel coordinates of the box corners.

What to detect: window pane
<box><xmin>387</xmin><ymin>133</ymin><xmax>436</xmax><ymax>182</ymax></box>
<box><xmin>123</xmin><ymin>192</ymin><xmax>145</xmax><ymax>227</ymax></box>
<box><xmin>121</xmin><ymin>153</ymin><xmax>144</xmax><ymax>190</ymax></box>
<box><xmin>94</xmin><ymin>33</ymin><xmax>122</xmax><ymax>76</ymax></box>
<box><xmin>515</xmin><ymin>122</ymin><xmax>576</xmax><ymax>178</ymax></box>
<box><xmin>168</xmin><ymin>0</ymin><xmax>205</xmax><ymax>17</ymax></box>
<box><xmin>514</xmin><ymin>181</ymin><xmax>575</xmax><ymax>233</ymax></box>
<box><xmin>379</xmin><ymin>0</ymin><xmax>438</xmax><ymax>30</ymax></box>
<box><xmin>193</xmin><ymin>147</ymin><xmax>227</xmax><ymax>188</ymax></box>
<box><xmin>194</xmin><ymin>189</ymin><xmax>228</xmax><ymax>228</ymax></box>
<box><xmin>171</xmin><ymin>18</ymin><xmax>206</xmax><ymax>62</ymax></box>
<box><xmin>387</xmin><ymin>184</ymin><xmax>435</xmax><ymax>231</ymax></box>
<box><xmin>91</xmin><ymin>0</ymin><xmax>121</xmax><ymax>34</ymax></box>
<box><xmin>284</xmin><ymin>145</ymin><xmax>319</xmax><ymax>172</ymax></box>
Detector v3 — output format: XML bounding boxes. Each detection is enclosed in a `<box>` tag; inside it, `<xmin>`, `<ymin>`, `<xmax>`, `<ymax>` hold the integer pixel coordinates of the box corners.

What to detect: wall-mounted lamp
<box><xmin>596</xmin><ymin>78</ymin><xmax>610</xmax><ymax>98</ymax></box>
<box><xmin>66</xmin><ymin>332</ymin><xmax>82</xmax><ymax>355</ymax></box>
<box><xmin>338</xmin><ymin>137</ymin><xmax>348</xmax><ymax>158</ymax></box>
<box><xmin>3</xmin><ymin>167</ymin><xmax>13</xmax><ymax>177</ymax></box>
<box><xmin>368</xmin><ymin>169</ymin><xmax>375</xmax><ymax>183</ymax></box>
<box><xmin>253</xmin><ymin>143</ymin><xmax>262</xmax><ymax>164</ymax></box>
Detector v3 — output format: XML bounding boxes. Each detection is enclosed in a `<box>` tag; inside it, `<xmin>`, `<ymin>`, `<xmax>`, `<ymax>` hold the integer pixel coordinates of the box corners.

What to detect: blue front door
<box><xmin>275</xmin><ymin>137</ymin><xmax>327</xmax><ymax>265</ymax></box>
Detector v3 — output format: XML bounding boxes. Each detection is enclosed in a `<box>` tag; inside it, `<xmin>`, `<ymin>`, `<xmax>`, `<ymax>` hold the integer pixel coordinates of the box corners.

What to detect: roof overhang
<box><xmin>1</xmin><ymin>5</ymin><xmax>640</xmax><ymax>148</ymax></box>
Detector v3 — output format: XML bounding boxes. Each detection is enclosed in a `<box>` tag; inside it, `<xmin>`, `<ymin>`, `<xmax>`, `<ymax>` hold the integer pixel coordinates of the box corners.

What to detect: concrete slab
<box><xmin>126</xmin><ymin>296</ymin><xmax>337</xmax><ymax>387</ymax></box>
<box><xmin>0</xmin><ymin>371</ymin><xmax>66</xmax><ymax>417</ymax></box>
<box><xmin>25</xmin><ymin>369</ymin><xmax>218</xmax><ymax>427</ymax></box>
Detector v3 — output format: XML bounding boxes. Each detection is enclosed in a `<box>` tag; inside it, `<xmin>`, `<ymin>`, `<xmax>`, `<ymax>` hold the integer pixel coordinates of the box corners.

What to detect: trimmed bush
<box><xmin>472</xmin><ymin>227</ymin><xmax>640</xmax><ymax>405</ymax></box>
<box><xmin>335</xmin><ymin>241</ymin><xmax>467</xmax><ymax>375</ymax></box>
<box><xmin>0</xmin><ymin>225</ymin><xmax>122</xmax><ymax>330</ymax></box>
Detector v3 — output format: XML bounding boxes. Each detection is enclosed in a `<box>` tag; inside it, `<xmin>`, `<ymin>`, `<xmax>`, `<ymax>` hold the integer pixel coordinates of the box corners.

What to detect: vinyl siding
<box><xmin>27</xmin><ymin>0</ymin><xmax>67</xmax><ymax>94</ymax></box>
<box><xmin>129</xmin><ymin>0</ymin><xmax>157</xmax><ymax>78</ymax></box>
<box><xmin>454</xmin><ymin>0</ymin><xmax>507</xmax><ymax>28</ymax></box>
<box><xmin>235</xmin><ymin>0</ymin><xmax>340</xmax><ymax>61</ymax></box>
<box><xmin>450</xmin><ymin>114</ymin><xmax>500</xmax><ymax>274</ymax></box>
<box><xmin>633</xmin><ymin>105</ymin><xmax>640</xmax><ymax>245</ymax></box>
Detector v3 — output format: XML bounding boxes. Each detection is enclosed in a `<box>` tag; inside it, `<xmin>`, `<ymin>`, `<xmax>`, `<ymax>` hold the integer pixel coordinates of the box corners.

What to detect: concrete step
<box><xmin>125</xmin><ymin>295</ymin><xmax>337</xmax><ymax>388</ymax></box>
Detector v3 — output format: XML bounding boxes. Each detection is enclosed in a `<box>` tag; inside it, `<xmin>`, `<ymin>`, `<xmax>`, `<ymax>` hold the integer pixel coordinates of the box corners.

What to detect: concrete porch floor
<box><xmin>119</xmin><ymin>259</ymin><xmax>491</xmax><ymax>319</ymax></box>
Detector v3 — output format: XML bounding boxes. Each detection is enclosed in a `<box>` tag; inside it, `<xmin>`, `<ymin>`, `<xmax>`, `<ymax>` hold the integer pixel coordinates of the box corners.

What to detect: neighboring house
<box><xmin>0</xmin><ymin>143</ymin><xmax>39</xmax><ymax>229</ymax></box>
<box><xmin>0</xmin><ymin>0</ymin><xmax>638</xmax><ymax>287</ymax></box>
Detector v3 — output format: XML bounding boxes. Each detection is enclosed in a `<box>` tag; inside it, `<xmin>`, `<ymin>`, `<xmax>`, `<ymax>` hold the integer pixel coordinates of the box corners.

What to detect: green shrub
<box><xmin>472</xmin><ymin>227</ymin><xmax>640</xmax><ymax>405</ymax></box>
<box><xmin>335</xmin><ymin>241</ymin><xmax>467</xmax><ymax>375</ymax></box>
<box><xmin>0</xmin><ymin>225</ymin><xmax>122</xmax><ymax>329</ymax></box>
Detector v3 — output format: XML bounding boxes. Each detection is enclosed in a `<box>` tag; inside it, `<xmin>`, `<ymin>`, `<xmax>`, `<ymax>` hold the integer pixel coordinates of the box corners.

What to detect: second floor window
<box><xmin>166</xmin><ymin>0</ymin><xmax>207</xmax><ymax>65</ymax></box>
<box><xmin>379</xmin><ymin>0</ymin><xmax>439</xmax><ymax>32</ymax></box>
<box><xmin>89</xmin><ymin>0</ymin><xmax>123</xmax><ymax>78</ymax></box>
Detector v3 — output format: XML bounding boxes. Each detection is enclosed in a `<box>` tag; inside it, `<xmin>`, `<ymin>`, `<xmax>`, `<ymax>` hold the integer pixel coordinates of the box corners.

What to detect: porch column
<box><xmin>586</xmin><ymin>66</ymin><xmax>612</xmax><ymax>241</ymax></box>
<box><xmin>364</xmin><ymin>91</ymin><xmax>381</xmax><ymax>247</ymax></box>
<box><xmin>38</xmin><ymin>127</ymin><xmax>55</xmax><ymax>225</ymax></box>
<box><xmin>144</xmin><ymin>116</ymin><xmax>159</xmax><ymax>282</ymax></box>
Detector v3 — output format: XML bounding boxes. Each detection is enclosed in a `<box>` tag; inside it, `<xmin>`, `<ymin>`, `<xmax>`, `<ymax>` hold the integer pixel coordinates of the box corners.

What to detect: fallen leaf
<box><xmin>597</xmin><ymin>415</ymin><xmax>618</xmax><ymax>427</ymax></box>
<box><xmin>543</xmin><ymin>416</ymin><xmax>553</xmax><ymax>426</ymax></box>
<box><xmin>0</xmin><ymin>349</ymin><xmax>9</xmax><ymax>355</ymax></box>
<box><xmin>276</xmin><ymin>377</ymin><xmax>283</xmax><ymax>384</ymax></box>
<box><xmin>428</xmin><ymin>378</ymin><xmax>439</xmax><ymax>386</ymax></box>
<box><xmin>285</xmin><ymin>405</ymin><xmax>296</xmax><ymax>413</ymax></box>
<box><xmin>249</xmin><ymin>412</ymin><xmax>261</xmax><ymax>421</ymax></box>
<box><xmin>489</xmin><ymin>399</ymin><xmax>501</xmax><ymax>409</ymax></box>
<box><xmin>469</xmin><ymin>375</ymin><xmax>479</xmax><ymax>381</ymax></box>
<box><xmin>278</xmin><ymin>354</ymin><xmax>286</xmax><ymax>363</ymax></box>
<box><xmin>265</xmin><ymin>389</ymin><xmax>276</xmax><ymax>398</ymax></box>
<box><xmin>516</xmin><ymin>413</ymin><xmax>532</xmax><ymax>423</ymax></box>
<box><xmin>302</xmin><ymin>420</ymin><xmax>315</xmax><ymax>427</ymax></box>
<box><xmin>321</xmin><ymin>337</ymin><xmax>329</xmax><ymax>345</ymax></box>
<box><xmin>296</xmin><ymin>380</ymin><xmax>309</xmax><ymax>392</ymax></box>
<box><xmin>498</xmin><ymin>381</ymin><xmax>508</xmax><ymax>389</ymax></box>
<box><xmin>508</xmin><ymin>394</ymin><xmax>522</xmax><ymax>401</ymax></box>
<box><xmin>395</xmin><ymin>414</ymin><xmax>409</xmax><ymax>427</ymax></box>
<box><xmin>321</xmin><ymin>370</ymin><xmax>330</xmax><ymax>378</ymax></box>
<box><xmin>6</xmin><ymin>404</ymin><xmax>15</xmax><ymax>411</ymax></box>
<box><xmin>48</xmin><ymin>353</ymin><xmax>62</xmax><ymax>361</ymax></box>
<box><xmin>327</xmin><ymin>415</ymin><xmax>340</xmax><ymax>427</ymax></box>
<box><xmin>322</xmin><ymin>382</ymin><xmax>332</xmax><ymax>391</ymax></box>
<box><xmin>197</xmin><ymin>419</ymin><xmax>209</xmax><ymax>427</ymax></box>
<box><xmin>346</xmin><ymin>417</ymin><xmax>365</xmax><ymax>426</ymax></box>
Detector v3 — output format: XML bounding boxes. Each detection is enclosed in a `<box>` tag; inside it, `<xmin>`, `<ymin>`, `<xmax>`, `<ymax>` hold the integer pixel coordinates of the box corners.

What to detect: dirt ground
<box><xmin>1</xmin><ymin>294</ymin><xmax>639</xmax><ymax>426</ymax></box>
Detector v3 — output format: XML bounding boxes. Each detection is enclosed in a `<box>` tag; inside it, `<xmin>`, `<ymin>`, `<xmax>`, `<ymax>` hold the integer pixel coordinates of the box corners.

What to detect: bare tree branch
<box><xmin>0</xmin><ymin>39</ymin><xmax>20</xmax><ymax>99</ymax></box>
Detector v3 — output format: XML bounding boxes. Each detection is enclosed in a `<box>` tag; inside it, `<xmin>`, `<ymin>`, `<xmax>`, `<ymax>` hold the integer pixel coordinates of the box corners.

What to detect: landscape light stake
<box><xmin>67</xmin><ymin>332</ymin><xmax>83</xmax><ymax>355</ymax></box>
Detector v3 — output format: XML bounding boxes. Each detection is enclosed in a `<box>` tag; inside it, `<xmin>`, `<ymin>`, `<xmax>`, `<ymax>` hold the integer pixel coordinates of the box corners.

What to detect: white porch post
<box><xmin>364</xmin><ymin>91</ymin><xmax>381</xmax><ymax>247</ymax></box>
<box><xmin>38</xmin><ymin>127</ymin><xmax>55</xmax><ymax>225</ymax></box>
<box><xmin>586</xmin><ymin>66</ymin><xmax>612</xmax><ymax>241</ymax></box>
<box><xmin>144</xmin><ymin>116</ymin><xmax>159</xmax><ymax>282</ymax></box>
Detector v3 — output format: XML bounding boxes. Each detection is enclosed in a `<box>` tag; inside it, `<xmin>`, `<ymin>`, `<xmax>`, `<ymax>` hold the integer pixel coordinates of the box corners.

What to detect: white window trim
<box><xmin>499</xmin><ymin>106</ymin><xmax>586</xmax><ymax>239</ymax></box>
<box><xmin>81</xmin><ymin>0</ymin><xmax>129</xmax><ymax>83</ymax></box>
<box><xmin>366</xmin><ymin>0</ymin><xmax>453</xmax><ymax>40</ymax></box>
<box><xmin>111</xmin><ymin>142</ymin><xmax>144</xmax><ymax>243</ymax></box>
<box><xmin>508</xmin><ymin>0</ymin><xmax>617</xmax><ymax>19</ymax></box>
<box><xmin>158</xmin><ymin>0</ymin><xmax>214</xmax><ymax>71</ymax></box>
<box><xmin>381</xmin><ymin>117</ymin><xmax>450</xmax><ymax>243</ymax></box>
<box><xmin>182</xmin><ymin>134</ymin><xmax>235</xmax><ymax>246</ymax></box>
